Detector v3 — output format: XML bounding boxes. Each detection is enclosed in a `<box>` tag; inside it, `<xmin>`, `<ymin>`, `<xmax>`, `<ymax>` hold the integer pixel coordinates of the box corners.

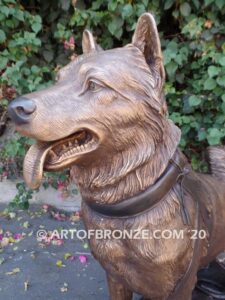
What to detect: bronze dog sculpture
<box><xmin>8</xmin><ymin>13</ymin><xmax>225</xmax><ymax>300</ymax></box>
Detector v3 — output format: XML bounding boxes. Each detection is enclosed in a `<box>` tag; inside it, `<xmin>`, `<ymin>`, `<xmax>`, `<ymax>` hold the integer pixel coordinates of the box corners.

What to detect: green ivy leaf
<box><xmin>208</xmin><ymin>66</ymin><xmax>220</xmax><ymax>78</ymax></box>
<box><xmin>207</xmin><ymin>128</ymin><xmax>223</xmax><ymax>145</ymax></box>
<box><xmin>108</xmin><ymin>17</ymin><xmax>124</xmax><ymax>39</ymax></box>
<box><xmin>43</xmin><ymin>50</ymin><xmax>54</xmax><ymax>62</ymax></box>
<box><xmin>192</xmin><ymin>0</ymin><xmax>200</xmax><ymax>9</ymax></box>
<box><xmin>32</xmin><ymin>22</ymin><xmax>42</xmax><ymax>33</ymax></box>
<box><xmin>136</xmin><ymin>3</ymin><xmax>146</xmax><ymax>16</ymax></box>
<box><xmin>215</xmin><ymin>0</ymin><xmax>225</xmax><ymax>9</ymax></box>
<box><xmin>165</xmin><ymin>61</ymin><xmax>178</xmax><ymax>79</ymax></box>
<box><xmin>198</xmin><ymin>129</ymin><xmax>206</xmax><ymax>141</ymax></box>
<box><xmin>115</xmin><ymin>28</ymin><xmax>123</xmax><ymax>39</ymax></box>
<box><xmin>0</xmin><ymin>56</ymin><xmax>8</xmax><ymax>69</ymax></box>
<box><xmin>219</xmin><ymin>57</ymin><xmax>225</xmax><ymax>67</ymax></box>
<box><xmin>203</xmin><ymin>78</ymin><xmax>217</xmax><ymax>90</ymax></box>
<box><xmin>14</xmin><ymin>10</ymin><xmax>24</xmax><ymax>21</ymax></box>
<box><xmin>188</xmin><ymin>95</ymin><xmax>201</xmax><ymax>107</ymax></box>
<box><xmin>180</xmin><ymin>2</ymin><xmax>191</xmax><ymax>17</ymax></box>
<box><xmin>217</xmin><ymin>76</ymin><xmax>225</xmax><ymax>87</ymax></box>
<box><xmin>108</xmin><ymin>2</ymin><xmax>117</xmax><ymax>11</ymax></box>
<box><xmin>122</xmin><ymin>4</ymin><xmax>133</xmax><ymax>18</ymax></box>
<box><xmin>60</xmin><ymin>0</ymin><xmax>71</xmax><ymax>11</ymax></box>
<box><xmin>204</xmin><ymin>0</ymin><xmax>214</xmax><ymax>5</ymax></box>
<box><xmin>164</xmin><ymin>0</ymin><xmax>175</xmax><ymax>10</ymax></box>
<box><xmin>1</xmin><ymin>6</ymin><xmax>9</xmax><ymax>17</ymax></box>
<box><xmin>0</xmin><ymin>29</ymin><xmax>6</xmax><ymax>43</ymax></box>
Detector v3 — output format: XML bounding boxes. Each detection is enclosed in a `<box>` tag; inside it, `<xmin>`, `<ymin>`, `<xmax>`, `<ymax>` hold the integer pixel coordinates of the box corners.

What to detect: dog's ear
<box><xmin>82</xmin><ymin>29</ymin><xmax>102</xmax><ymax>54</ymax></box>
<box><xmin>132</xmin><ymin>13</ymin><xmax>165</xmax><ymax>90</ymax></box>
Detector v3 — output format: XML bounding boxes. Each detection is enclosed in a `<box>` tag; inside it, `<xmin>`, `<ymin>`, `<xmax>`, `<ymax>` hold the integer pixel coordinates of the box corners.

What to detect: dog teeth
<box><xmin>49</xmin><ymin>150</ymin><xmax>58</xmax><ymax>160</ymax></box>
<box><xmin>52</xmin><ymin>137</ymin><xmax>96</xmax><ymax>163</ymax></box>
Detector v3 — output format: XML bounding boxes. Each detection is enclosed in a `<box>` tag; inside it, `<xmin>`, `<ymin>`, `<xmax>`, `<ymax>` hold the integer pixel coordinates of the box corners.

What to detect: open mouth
<box><xmin>23</xmin><ymin>129</ymin><xmax>99</xmax><ymax>189</ymax></box>
<box><xmin>45</xmin><ymin>129</ymin><xmax>98</xmax><ymax>169</ymax></box>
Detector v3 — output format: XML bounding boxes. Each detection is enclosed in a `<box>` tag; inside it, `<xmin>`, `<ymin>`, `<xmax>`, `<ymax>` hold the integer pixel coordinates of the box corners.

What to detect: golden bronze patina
<box><xmin>8</xmin><ymin>13</ymin><xmax>225</xmax><ymax>300</ymax></box>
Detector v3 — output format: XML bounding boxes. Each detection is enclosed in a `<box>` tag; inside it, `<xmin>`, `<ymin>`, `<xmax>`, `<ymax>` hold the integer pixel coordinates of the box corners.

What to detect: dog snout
<box><xmin>8</xmin><ymin>97</ymin><xmax>36</xmax><ymax>125</ymax></box>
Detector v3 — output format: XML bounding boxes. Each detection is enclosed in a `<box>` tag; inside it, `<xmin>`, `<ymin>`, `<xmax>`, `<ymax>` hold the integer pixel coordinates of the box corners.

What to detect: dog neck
<box><xmin>71</xmin><ymin>120</ymin><xmax>181</xmax><ymax>204</ymax></box>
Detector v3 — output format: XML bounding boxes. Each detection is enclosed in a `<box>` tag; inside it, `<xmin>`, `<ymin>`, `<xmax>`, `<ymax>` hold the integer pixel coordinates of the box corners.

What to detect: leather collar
<box><xmin>84</xmin><ymin>149</ymin><xmax>189</xmax><ymax>218</ymax></box>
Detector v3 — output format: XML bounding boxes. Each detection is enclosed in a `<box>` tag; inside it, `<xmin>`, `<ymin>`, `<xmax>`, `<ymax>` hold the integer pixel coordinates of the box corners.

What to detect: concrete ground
<box><xmin>0</xmin><ymin>203</ymin><xmax>108</xmax><ymax>300</ymax></box>
<box><xmin>0</xmin><ymin>203</ymin><xmax>146</xmax><ymax>300</ymax></box>
<box><xmin>0</xmin><ymin>179</ymin><xmax>81</xmax><ymax>211</ymax></box>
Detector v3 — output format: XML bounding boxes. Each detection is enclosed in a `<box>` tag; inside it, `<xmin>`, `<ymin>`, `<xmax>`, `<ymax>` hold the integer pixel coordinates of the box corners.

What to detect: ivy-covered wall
<box><xmin>1</xmin><ymin>0</ymin><xmax>225</xmax><ymax>180</ymax></box>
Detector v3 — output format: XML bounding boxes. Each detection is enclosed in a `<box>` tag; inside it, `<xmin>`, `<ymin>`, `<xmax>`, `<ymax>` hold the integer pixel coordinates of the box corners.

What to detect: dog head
<box><xmin>8</xmin><ymin>13</ymin><xmax>180</xmax><ymax>190</ymax></box>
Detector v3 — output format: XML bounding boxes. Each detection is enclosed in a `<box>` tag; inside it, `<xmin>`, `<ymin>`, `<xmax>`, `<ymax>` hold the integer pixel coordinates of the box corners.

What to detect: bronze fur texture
<box><xmin>8</xmin><ymin>13</ymin><xmax>225</xmax><ymax>300</ymax></box>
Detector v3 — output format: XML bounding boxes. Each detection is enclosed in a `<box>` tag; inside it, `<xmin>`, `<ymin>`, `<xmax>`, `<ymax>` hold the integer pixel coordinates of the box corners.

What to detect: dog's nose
<box><xmin>8</xmin><ymin>97</ymin><xmax>36</xmax><ymax>124</ymax></box>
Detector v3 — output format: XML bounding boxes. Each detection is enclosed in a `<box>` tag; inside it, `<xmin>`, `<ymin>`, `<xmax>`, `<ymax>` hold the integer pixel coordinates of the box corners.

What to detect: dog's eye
<box><xmin>88</xmin><ymin>81</ymin><xmax>100</xmax><ymax>92</ymax></box>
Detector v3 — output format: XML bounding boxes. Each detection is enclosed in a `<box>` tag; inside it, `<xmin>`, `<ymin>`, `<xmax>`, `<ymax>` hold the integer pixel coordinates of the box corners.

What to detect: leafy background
<box><xmin>0</xmin><ymin>0</ymin><xmax>225</xmax><ymax>206</ymax></box>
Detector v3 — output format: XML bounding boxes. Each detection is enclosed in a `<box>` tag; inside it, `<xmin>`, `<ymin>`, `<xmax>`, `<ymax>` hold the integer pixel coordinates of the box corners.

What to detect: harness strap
<box><xmin>167</xmin><ymin>174</ymin><xmax>201</xmax><ymax>299</ymax></box>
<box><xmin>167</xmin><ymin>173</ymin><xmax>213</xmax><ymax>299</ymax></box>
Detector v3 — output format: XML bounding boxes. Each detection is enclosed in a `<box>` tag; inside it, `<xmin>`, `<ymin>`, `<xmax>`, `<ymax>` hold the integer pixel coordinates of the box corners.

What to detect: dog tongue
<box><xmin>23</xmin><ymin>142</ymin><xmax>51</xmax><ymax>189</ymax></box>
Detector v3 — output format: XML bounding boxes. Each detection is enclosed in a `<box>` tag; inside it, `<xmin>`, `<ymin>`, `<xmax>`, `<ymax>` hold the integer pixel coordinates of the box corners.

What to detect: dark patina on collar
<box><xmin>84</xmin><ymin>150</ymin><xmax>189</xmax><ymax>218</ymax></box>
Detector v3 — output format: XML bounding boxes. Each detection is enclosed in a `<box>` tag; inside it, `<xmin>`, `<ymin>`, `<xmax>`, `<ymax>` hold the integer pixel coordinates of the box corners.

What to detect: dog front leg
<box><xmin>107</xmin><ymin>274</ymin><xmax>133</xmax><ymax>300</ymax></box>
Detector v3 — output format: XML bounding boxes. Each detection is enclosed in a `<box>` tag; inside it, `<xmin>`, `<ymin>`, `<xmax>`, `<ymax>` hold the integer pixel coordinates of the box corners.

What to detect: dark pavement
<box><xmin>0</xmin><ymin>204</ymin><xmax>108</xmax><ymax>300</ymax></box>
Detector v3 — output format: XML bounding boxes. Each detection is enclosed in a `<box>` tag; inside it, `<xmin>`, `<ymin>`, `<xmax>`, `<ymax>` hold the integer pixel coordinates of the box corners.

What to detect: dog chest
<box><xmin>81</xmin><ymin>199</ymin><xmax>195</xmax><ymax>298</ymax></box>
